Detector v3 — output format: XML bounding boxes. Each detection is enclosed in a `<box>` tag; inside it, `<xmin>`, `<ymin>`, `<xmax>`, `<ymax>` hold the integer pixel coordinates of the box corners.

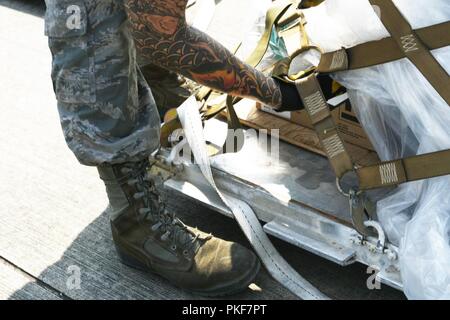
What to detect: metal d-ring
<box><xmin>336</xmin><ymin>177</ymin><xmax>351</xmax><ymax>198</ymax></box>
<box><xmin>335</xmin><ymin>167</ymin><xmax>363</xmax><ymax>198</ymax></box>
<box><xmin>282</xmin><ymin>45</ymin><xmax>323</xmax><ymax>82</ymax></box>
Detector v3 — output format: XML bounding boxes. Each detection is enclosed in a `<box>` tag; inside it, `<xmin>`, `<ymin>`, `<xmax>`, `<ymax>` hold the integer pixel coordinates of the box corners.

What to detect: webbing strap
<box><xmin>292</xmin><ymin>72</ymin><xmax>450</xmax><ymax>191</ymax></box>
<box><xmin>318</xmin><ymin>20</ymin><xmax>450</xmax><ymax>73</ymax></box>
<box><xmin>246</xmin><ymin>0</ymin><xmax>294</xmax><ymax>67</ymax></box>
<box><xmin>357</xmin><ymin>149</ymin><xmax>450</xmax><ymax>190</ymax></box>
<box><xmin>369</xmin><ymin>0</ymin><xmax>450</xmax><ymax>105</ymax></box>
<box><xmin>294</xmin><ymin>74</ymin><xmax>354</xmax><ymax>178</ymax></box>
<box><xmin>178</xmin><ymin>97</ymin><xmax>329</xmax><ymax>300</ymax></box>
<box><xmin>319</xmin><ymin>1</ymin><xmax>450</xmax><ymax>105</ymax></box>
<box><xmin>220</xmin><ymin>95</ymin><xmax>245</xmax><ymax>154</ymax></box>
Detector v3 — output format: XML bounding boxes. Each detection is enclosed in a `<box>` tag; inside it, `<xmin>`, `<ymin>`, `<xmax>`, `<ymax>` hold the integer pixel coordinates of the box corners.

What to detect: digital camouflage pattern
<box><xmin>140</xmin><ymin>63</ymin><xmax>198</xmax><ymax>119</ymax></box>
<box><xmin>44</xmin><ymin>0</ymin><xmax>161</xmax><ymax>166</ymax></box>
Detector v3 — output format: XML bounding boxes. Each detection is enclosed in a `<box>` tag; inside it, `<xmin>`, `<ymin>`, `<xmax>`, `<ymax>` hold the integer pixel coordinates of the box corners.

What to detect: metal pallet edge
<box><xmin>158</xmin><ymin>159</ymin><xmax>403</xmax><ymax>292</ymax></box>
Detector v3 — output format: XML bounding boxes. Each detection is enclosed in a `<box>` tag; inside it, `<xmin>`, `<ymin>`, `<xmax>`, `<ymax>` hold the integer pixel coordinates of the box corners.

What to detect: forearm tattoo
<box><xmin>124</xmin><ymin>0</ymin><xmax>282</xmax><ymax>108</ymax></box>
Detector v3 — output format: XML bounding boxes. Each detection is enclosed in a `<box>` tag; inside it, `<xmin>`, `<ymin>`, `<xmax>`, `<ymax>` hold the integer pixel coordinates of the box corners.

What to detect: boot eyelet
<box><xmin>171</xmin><ymin>245</ymin><xmax>177</xmax><ymax>251</ymax></box>
<box><xmin>183</xmin><ymin>250</ymin><xmax>189</xmax><ymax>256</ymax></box>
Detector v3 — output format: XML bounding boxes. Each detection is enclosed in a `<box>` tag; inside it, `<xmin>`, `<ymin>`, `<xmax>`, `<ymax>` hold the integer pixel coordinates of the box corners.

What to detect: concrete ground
<box><xmin>0</xmin><ymin>0</ymin><xmax>406</xmax><ymax>300</ymax></box>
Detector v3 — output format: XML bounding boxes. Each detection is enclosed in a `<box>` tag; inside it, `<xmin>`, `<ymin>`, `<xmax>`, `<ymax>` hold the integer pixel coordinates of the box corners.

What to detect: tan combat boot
<box><xmin>98</xmin><ymin>159</ymin><xmax>260</xmax><ymax>297</ymax></box>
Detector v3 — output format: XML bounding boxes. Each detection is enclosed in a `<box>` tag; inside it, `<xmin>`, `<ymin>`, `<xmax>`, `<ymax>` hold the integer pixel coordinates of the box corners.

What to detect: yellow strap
<box><xmin>245</xmin><ymin>0</ymin><xmax>295</xmax><ymax>67</ymax></box>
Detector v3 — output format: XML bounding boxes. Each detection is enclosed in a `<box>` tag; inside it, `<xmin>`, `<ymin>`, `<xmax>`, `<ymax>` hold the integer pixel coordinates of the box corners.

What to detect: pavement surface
<box><xmin>0</xmin><ymin>0</ymin><xmax>406</xmax><ymax>300</ymax></box>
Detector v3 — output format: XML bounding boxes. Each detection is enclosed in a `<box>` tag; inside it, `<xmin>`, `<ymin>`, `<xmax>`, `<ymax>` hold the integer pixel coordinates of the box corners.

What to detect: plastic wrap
<box><xmin>236</xmin><ymin>0</ymin><xmax>288</xmax><ymax>71</ymax></box>
<box><xmin>301</xmin><ymin>0</ymin><xmax>450</xmax><ymax>299</ymax></box>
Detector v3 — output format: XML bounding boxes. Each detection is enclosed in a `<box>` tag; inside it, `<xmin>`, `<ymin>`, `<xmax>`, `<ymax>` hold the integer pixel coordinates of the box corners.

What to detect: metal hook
<box><xmin>349</xmin><ymin>190</ymin><xmax>378</xmax><ymax>238</ymax></box>
<box><xmin>363</xmin><ymin>220</ymin><xmax>386</xmax><ymax>252</ymax></box>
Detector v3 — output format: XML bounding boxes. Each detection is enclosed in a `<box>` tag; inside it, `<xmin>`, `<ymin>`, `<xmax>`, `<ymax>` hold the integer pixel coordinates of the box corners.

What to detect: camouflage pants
<box><xmin>44</xmin><ymin>0</ymin><xmax>161</xmax><ymax>166</ymax></box>
<box><xmin>140</xmin><ymin>64</ymin><xmax>197</xmax><ymax>121</ymax></box>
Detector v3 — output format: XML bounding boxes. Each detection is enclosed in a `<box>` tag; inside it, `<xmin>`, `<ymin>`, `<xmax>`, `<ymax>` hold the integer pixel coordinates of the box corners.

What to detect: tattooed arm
<box><xmin>124</xmin><ymin>0</ymin><xmax>283</xmax><ymax>109</ymax></box>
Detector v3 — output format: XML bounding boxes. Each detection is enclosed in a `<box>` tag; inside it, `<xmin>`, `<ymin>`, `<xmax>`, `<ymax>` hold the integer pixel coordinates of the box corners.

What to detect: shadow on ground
<box><xmin>8</xmin><ymin>190</ymin><xmax>406</xmax><ymax>300</ymax></box>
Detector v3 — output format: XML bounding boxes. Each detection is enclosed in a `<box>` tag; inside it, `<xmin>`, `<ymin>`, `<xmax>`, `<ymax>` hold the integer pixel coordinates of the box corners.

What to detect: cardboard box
<box><xmin>257</xmin><ymin>94</ymin><xmax>375</xmax><ymax>151</ymax></box>
<box><xmin>332</xmin><ymin>100</ymin><xmax>375</xmax><ymax>151</ymax></box>
<box><xmin>234</xmin><ymin>99</ymin><xmax>379</xmax><ymax>166</ymax></box>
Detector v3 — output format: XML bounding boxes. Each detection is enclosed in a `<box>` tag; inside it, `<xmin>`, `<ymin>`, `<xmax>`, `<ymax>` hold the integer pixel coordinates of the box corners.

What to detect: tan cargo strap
<box><xmin>292</xmin><ymin>72</ymin><xmax>377</xmax><ymax>237</ymax></box>
<box><xmin>318</xmin><ymin>20</ymin><xmax>450</xmax><ymax>73</ymax></box>
<box><xmin>294</xmin><ymin>73</ymin><xmax>354</xmax><ymax>178</ymax></box>
<box><xmin>264</xmin><ymin>1</ymin><xmax>450</xmax><ymax>236</ymax></box>
<box><xmin>319</xmin><ymin>1</ymin><xmax>450</xmax><ymax>105</ymax></box>
<box><xmin>220</xmin><ymin>96</ymin><xmax>245</xmax><ymax>154</ymax></box>
<box><xmin>291</xmin><ymin>71</ymin><xmax>387</xmax><ymax>238</ymax></box>
<box><xmin>289</xmin><ymin>62</ymin><xmax>450</xmax><ymax>192</ymax></box>
<box><xmin>369</xmin><ymin>0</ymin><xmax>450</xmax><ymax>105</ymax></box>
<box><xmin>357</xmin><ymin>149</ymin><xmax>450</xmax><ymax>191</ymax></box>
<box><xmin>245</xmin><ymin>0</ymin><xmax>295</xmax><ymax>68</ymax></box>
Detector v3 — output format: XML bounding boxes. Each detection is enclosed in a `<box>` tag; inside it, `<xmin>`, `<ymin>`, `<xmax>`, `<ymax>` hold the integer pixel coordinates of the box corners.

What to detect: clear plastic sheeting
<box><xmin>236</xmin><ymin>0</ymin><xmax>288</xmax><ymax>71</ymax></box>
<box><xmin>301</xmin><ymin>0</ymin><xmax>450</xmax><ymax>299</ymax></box>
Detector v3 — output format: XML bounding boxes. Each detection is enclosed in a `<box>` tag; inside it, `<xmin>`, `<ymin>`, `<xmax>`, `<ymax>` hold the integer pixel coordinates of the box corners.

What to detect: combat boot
<box><xmin>97</xmin><ymin>159</ymin><xmax>260</xmax><ymax>296</ymax></box>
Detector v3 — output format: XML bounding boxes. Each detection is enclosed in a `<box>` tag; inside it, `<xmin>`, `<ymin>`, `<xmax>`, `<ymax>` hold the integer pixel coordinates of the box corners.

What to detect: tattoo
<box><xmin>124</xmin><ymin>0</ymin><xmax>282</xmax><ymax>108</ymax></box>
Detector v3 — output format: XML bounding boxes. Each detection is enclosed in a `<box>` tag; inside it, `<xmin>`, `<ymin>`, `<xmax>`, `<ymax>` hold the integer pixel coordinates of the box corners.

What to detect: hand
<box><xmin>272</xmin><ymin>74</ymin><xmax>336</xmax><ymax>112</ymax></box>
<box><xmin>272</xmin><ymin>77</ymin><xmax>304</xmax><ymax>112</ymax></box>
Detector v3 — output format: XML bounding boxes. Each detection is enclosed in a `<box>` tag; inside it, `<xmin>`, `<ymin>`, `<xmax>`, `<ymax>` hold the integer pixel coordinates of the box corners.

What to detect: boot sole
<box><xmin>115</xmin><ymin>244</ymin><xmax>261</xmax><ymax>298</ymax></box>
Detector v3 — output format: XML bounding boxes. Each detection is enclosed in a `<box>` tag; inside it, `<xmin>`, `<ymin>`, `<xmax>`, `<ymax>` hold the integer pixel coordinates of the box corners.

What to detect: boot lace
<box><xmin>121</xmin><ymin>162</ymin><xmax>210</xmax><ymax>256</ymax></box>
